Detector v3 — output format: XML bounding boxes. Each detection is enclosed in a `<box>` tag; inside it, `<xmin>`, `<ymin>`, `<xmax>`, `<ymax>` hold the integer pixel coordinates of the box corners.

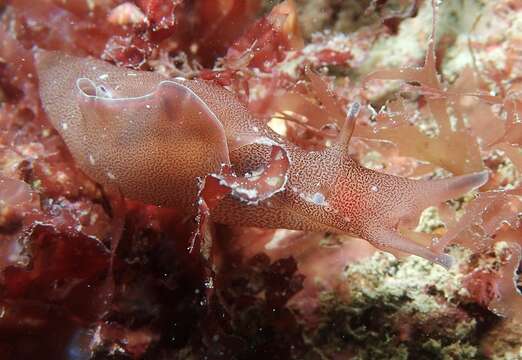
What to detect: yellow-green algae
<box><xmin>303</xmin><ymin>247</ymin><xmax>494</xmax><ymax>360</ymax></box>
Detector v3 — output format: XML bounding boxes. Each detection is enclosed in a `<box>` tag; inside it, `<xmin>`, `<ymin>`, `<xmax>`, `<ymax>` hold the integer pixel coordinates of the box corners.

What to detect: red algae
<box><xmin>0</xmin><ymin>0</ymin><xmax>521</xmax><ymax>359</ymax></box>
<box><xmin>225</xmin><ymin>0</ymin><xmax>303</xmax><ymax>72</ymax></box>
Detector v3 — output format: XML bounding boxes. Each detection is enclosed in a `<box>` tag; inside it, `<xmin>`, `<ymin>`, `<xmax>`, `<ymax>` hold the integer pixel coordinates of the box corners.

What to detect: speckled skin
<box><xmin>36</xmin><ymin>50</ymin><xmax>265</xmax><ymax>210</ymax></box>
<box><xmin>35</xmin><ymin>50</ymin><xmax>488</xmax><ymax>267</ymax></box>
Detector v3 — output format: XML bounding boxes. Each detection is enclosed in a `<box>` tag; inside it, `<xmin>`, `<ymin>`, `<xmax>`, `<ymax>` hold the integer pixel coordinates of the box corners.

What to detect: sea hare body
<box><xmin>36</xmin><ymin>50</ymin><xmax>488</xmax><ymax>268</ymax></box>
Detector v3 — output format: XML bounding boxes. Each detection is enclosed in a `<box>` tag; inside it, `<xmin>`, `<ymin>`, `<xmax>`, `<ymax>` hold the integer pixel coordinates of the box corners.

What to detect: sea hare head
<box><xmin>35</xmin><ymin>50</ymin><xmax>230</xmax><ymax>209</ymax></box>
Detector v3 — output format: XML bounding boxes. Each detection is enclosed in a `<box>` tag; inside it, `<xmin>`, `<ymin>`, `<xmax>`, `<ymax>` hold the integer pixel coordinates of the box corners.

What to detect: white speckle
<box><xmin>274</xmin><ymin>150</ymin><xmax>284</xmax><ymax>161</ymax></box>
<box><xmin>311</xmin><ymin>192</ymin><xmax>327</xmax><ymax>205</ymax></box>
<box><xmin>234</xmin><ymin>187</ymin><xmax>258</xmax><ymax>199</ymax></box>
<box><xmin>146</xmin><ymin>104</ymin><xmax>151</xmax><ymax>109</ymax></box>
<box><xmin>300</xmin><ymin>192</ymin><xmax>328</xmax><ymax>206</ymax></box>
<box><xmin>204</xmin><ymin>277</ymin><xmax>213</xmax><ymax>289</ymax></box>
<box><xmin>254</xmin><ymin>137</ymin><xmax>278</xmax><ymax>146</ymax></box>
<box><xmin>107</xmin><ymin>171</ymin><xmax>116</xmax><ymax>180</ymax></box>
<box><xmin>266</xmin><ymin>229</ymin><xmax>301</xmax><ymax>250</ymax></box>
<box><xmin>265</xmin><ymin>176</ymin><xmax>282</xmax><ymax>187</ymax></box>
<box><xmin>127</xmin><ymin>72</ymin><xmax>137</xmax><ymax>77</ymax></box>
<box><xmin>252</xmin><ymin>126</ymin><xmax>259</xmax><ymax>132</ymax></box>
<box><xmin>61</xmin><ymin>122</ymin><xmax>68</xmax><ymax>130</ymax></box>
<box><xmin>246</xmin><ymin>167</ymin><xmax>264</xmax><ymax>181</ymax></box>
<box><xmin>99</xmin><ymin>73</ymin><xmax>109</xmax><ymax>80</ymax></box>
<box><xmin>371</xmin><ymin>185</ymin><xmax>379</xmax><ymax>192</ymax></box>
<box><xmin>88</xmin><ymin>154</ymin><xmax>96</xmax><ymax>165</ymax></box>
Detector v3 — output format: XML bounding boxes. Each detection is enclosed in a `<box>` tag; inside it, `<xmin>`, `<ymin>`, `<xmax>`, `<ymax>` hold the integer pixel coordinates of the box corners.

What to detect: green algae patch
<box><xmin>304</xmin><ymin>249</ymin><xmax>493</xmax><ymax>359</ymax></box>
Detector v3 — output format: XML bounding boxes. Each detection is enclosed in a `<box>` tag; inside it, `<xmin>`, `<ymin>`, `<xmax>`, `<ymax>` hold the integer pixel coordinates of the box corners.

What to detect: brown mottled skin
<box><xmin>35</xmin><ymin>50</ymin><xmax>488</xmax><ymax>268</ymax></box>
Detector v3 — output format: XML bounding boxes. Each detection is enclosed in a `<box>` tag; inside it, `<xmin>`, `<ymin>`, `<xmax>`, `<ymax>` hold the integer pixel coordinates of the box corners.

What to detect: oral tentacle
<box><xmin>415</xmin><ymin>170</ymin><xmax>489</xmax><ymax>210</ymax></box>
<box><xmin>365</xmin><ymin>227</ymin><xmax>454</xmax><ymax>269</ymax></box>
